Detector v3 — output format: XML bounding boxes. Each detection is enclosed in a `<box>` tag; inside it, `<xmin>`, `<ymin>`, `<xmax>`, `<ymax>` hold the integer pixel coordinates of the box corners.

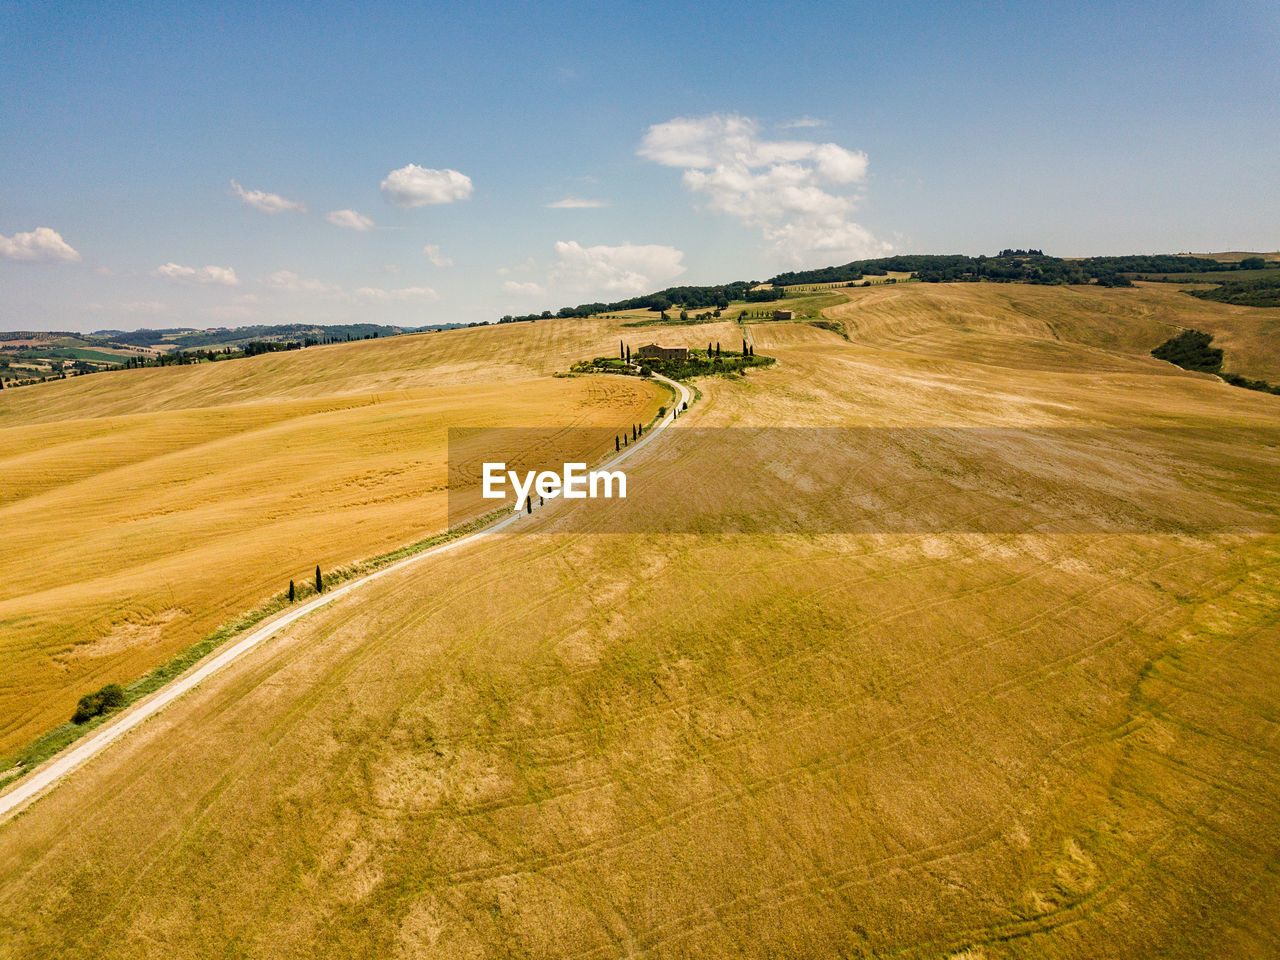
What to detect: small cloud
<box><xmin>497</xmin><ymin>257</ymin><xmax>536</xmax><ymax>276</ymax></box>
<box><xmin>545</xmin><ymin>197</ymin><xmax>610</xmax><ymax>209</ymax></box>
<box><xmin>779</xmin><ymin>116</ymin><xmax>826</xmax><ymax>129</ymax></box>
<box><xmin>0</xmin><ymin>226</ymin><xmax>81</xmax><ymax>263</ymax></box>
<box><xmin>380</xmin><ymin>164</ymin><xmax>473</xmax><ymax>208</ymax></box>
<box><xmin>548</xmin><ymin>240</ymin><xmax>685</xmax><ymax>296</ymax></box>
<box><xmin>503</xmin><ymin>280</ymin><xmax>546</xmax><ymax>296</ymax></box>
<box><xmin>325</xmin><ymin>208</ymin><xmax>375</xmax><ymax>231</ymax></box>
<box><xmin>155</xmin><ymin>262</ymin><xmax>240</xmax><ymax>285</ymax></box>
<box><xmin>423</xmin><ymin>244</ymin><xmax>454</xmax><ymax>267</ymax></box>
<box><xmin>264</xmin><ymin>270</ymin><xmax>340</xmax><ymax>295</ymax></box>
<box><xmin>354</xmin><ymin>285</ymin><xmax>438</xmax><ymax>302</ymax></box>
<box><xmin>229</xmin><ymin>180</ymin><xmax>306</xmax><ymax>214</ymax></box>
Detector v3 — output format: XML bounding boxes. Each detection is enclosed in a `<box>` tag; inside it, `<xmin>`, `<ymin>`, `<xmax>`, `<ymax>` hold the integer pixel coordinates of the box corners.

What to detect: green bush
<box><xmin>72</xmin><ymin>682</ymin><xmax>127</xmax><ymax>724</ymax></box>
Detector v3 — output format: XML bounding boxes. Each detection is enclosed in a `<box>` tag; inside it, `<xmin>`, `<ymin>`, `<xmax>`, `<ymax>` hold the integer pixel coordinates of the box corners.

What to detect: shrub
<box><xmin>71</xmin><ymin>682</ymin><xmax>127</xmax><ymax>724</ymax></box>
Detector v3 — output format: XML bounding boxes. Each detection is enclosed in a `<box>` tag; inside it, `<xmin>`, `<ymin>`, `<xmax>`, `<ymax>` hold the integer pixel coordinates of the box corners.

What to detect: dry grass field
<box><xmin>2</xmin><ymin>283</ymin><xmax>1279</xmax><ymax>957</ymax></box>
<box><xmin>0</xmin><ymin>323</ymin><xmax>667</xmax><ymax>757</ymax></box>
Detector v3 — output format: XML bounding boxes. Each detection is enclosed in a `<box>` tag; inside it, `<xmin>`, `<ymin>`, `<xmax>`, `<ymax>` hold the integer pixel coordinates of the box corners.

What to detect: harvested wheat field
<box><xmin>2</xmin><ymin>284</ymin><xmax>1279</xmax><ymax>958</ymax></box>
<box><xmin>0</xmin><ymin>324</ymin><xmax>667</xmax><ymax>756</ymax></box>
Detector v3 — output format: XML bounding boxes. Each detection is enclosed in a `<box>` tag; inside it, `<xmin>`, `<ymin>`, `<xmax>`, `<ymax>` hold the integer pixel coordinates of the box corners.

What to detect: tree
<box><xmin>620</xmin><ymin>340</ymin><xmax>624</xmax><ymax>360</ymax></box>
<box><xmin>526</xmin><ymin>497</ymin><xmax>533</xmax><ymax>514</ymax></box>
<box><xmin>742</xmin><ymin>338</ymin><xmax>748</xmax><ymax>355</ymax></box>
<box><xmin>615</xmin><ymin>435</ymin><xmax>620</xmax><ymax>451</ymax></box>
<box><xmin>679</xmin><ymin>309</ymin><xmax>688</xmax><ymax>321</ymax></box>
<box><xmin>632</xmin><ymin>424</ymin><xmax>637</xmax><ymax>440</ymax></box>
<box><xmin>315</xmin><ymin>565</ymin><xmax>323</xmax><ymax>594</ymax></box>
<box><xmin>626</xmin><ymin>345</ymin><xmax>631</xmax><ymax>363</ymax></box>
<box><xmin>1240</xmin><ymin>257</ymin><xmax>1266</xmax><ymax>270</ymax></box>
<box><xmin>715</xmin><ymin>342</ymin><xmax>721</xmax><ymax>357</ymax></box>
<box><xmin>288</xmin><ymin>580</ymin><xmax>296</xmax><ymax>602</ymax></box>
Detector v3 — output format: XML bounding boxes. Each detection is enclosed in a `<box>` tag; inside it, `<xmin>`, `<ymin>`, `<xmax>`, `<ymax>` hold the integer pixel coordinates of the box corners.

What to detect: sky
<box><xmin>2</xmin><ymin>0</ymin><xmax>1277</xmax><ymax>332</ymax></box>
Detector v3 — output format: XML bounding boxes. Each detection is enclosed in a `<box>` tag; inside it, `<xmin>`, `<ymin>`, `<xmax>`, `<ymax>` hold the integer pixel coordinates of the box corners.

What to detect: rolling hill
<box><xmin>1</xmin><ymin>281</ymin><xmax>1279</xmax><ymax>958</ymax></box>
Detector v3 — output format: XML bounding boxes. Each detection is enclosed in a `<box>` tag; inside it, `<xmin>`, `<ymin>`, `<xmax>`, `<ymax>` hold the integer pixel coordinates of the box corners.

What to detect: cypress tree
<box><xmin>620</xmin><ymin>340</ymin><xmax>624</xmax><ymax>360</ymax></box>
<box><xmin>315</xmin><ymin>565</ymin><xmax>323</xmax><ymax>594</ymax></box>
<box><xmin>615</xmin><ymin>436</ymin><xmax>620</xmax><ymax>451</ymax></box>
<box><xmin>626</xmin><ymin>345</ymin><xmax>631</xmax><ymax>363</ymax></box>
<box><xmin>716</xmin><ymin>342</ymin><xmax>721</xmax><ymax>357</ymax></box>
<box><xmin>526</xmin><ymin>497</ymin><xmax>533</xmax><ymax>514</ymax></box>
<box><xmin>632</xmin><ymin>424</ymin><xmax>637</xmax><ymax>440</ymax></box>
<box><xmin>288</xmin><ymin>580</ymin><xmax>295</xmax><ymax>602</ymax></box>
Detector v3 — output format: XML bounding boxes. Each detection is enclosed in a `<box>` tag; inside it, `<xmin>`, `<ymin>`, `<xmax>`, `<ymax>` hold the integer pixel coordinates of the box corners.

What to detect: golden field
<box><xmin>0</xmin><ymin>323</ymin><xmax>668</xmax><ymax>756</ymax></box>
<box><xmin>2</xmin><ymin>282</ymin><xmax>1279</xmax><ymax>957</ymax></box>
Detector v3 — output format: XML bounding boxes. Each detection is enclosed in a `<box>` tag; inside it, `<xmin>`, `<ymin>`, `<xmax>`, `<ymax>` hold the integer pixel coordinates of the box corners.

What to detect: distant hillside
<box><xmin>768</xmin><ymin>252</ymin><xmax>1279</xmax><ymax>287</ymax></box>
<box><xmin>1188</xmin><ymin>275</ymin><xmax>1280</xmax><ymax>308</ymax></box>
<box><xmin>0</xmin><ymin>322</ymin><xmax>463</xmax><ymax>388</ymax></box>
<box><xmin>89</xmin><ymin>322</ymin><xmax>447</xmax><ymax>349</ymax></box>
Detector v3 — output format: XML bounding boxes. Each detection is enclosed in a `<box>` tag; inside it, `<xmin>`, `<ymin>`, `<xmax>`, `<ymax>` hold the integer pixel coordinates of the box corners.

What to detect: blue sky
<box><xmin>2</xmin><ymin>0</ymin><xmax>1277</xmax><ymax>331</ymax></box>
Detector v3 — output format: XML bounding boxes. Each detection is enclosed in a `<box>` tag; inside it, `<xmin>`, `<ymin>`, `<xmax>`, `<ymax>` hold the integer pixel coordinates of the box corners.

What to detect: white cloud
<box><xmin>155</xmin><ymin>262</ymin><xmax>240</xmax><ymax>285</ymax></box>
<box><xmin>780</xmin><ymin>116</ymin><xmax>826</xmax><ymax>129</ymax></box>
<box><xmin>325</xmin><ymin>208</ymin><xmax>375</xmax><ymax>231</ymax></box>
<box><xmin>0</xmin><ymin>226</ymin><xmax>81</xmax><ymax>262</ymax></box>
<box><xmin>423</xmin><ymin>244</ymin><xmax>454</xmax><ymax>267</ymax></box>
<box><xmin>229</xmin><ymin>180</ymin><xmax>306</xmax><ymax>214</ymax></box>
<box><xmin>638</xmin><ymin>113</ymin><xmax>889</xmax><ymax>266</ymax></box>
<box><xmin>548</xmin><ymin>240</ymin><xmax>685</xmax><ymax>296</ymax></box>
<box><xmin>545</xmin><ymin>197</ymin><xmax>610</xmax><ymax>209</ymax></box>
<box><xmin>503</xmin><ymin>280</ymin><xmax>546</xmax><ymax>296</ymax></box>
<box><xmin>354</xmin><ymin>286</ymin><xmax>438</xmax><ymax>302</ymax></box>
<box><xmin>264</xmin><ymin>270</ymin><xmax>340</xmax><ymax>295</ymax></box>
<box><xmin>380</xmin><ymin>165</ymin><xmax>473</xmax><ymax>207</ymax></box>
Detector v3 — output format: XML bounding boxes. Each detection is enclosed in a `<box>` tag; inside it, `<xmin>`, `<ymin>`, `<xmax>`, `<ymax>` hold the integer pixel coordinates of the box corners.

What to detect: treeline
<box><xmin>500</xmin><ymin>280</ymin><xmax>775</xmax><ymax>324</ymax></box>
<box><xmin>1188</xmin><ymin>275</ymin><xmax>1280</xmax><ymax>308</ymax></box>
<box><xmin>769</xmin><ymin>253</ymin><xmax>1268</xmax><ymax>288</ymax></box>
